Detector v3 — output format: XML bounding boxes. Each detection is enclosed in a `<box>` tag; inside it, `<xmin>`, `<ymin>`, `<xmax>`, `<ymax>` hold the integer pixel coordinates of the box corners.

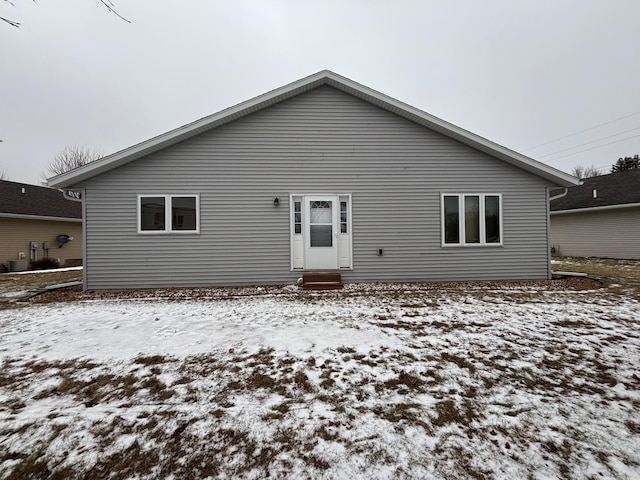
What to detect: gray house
<box><xmin>550</xmin><ymin>169</ymin><xmax>640</xmax><ymax>259</ymax></box>
<box><xmin>48</xmin><ymin>70</ymin><xmax>578</xmax><ymax>290</ymax></box>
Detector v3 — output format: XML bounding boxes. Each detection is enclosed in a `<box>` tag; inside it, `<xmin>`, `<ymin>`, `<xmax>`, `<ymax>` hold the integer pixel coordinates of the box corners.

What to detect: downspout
<box><xmin>58</xmin><ymin>188</ymin><xmax>86</xmax><ymax>289</ymax></box>
<box><xmin>549</xmin><ymin>177</ymin><xmax>583</xmax><ymax>202</ymax></box>
<box><xmin>548</xmin><ymin>187</ymin><xmax>569</xmax><ymax>202</ymax></box>
<box><xmin>545</xmin><ymin>188</ymin><xmax>553</xmax><ymax>279</ymax></box>
<box><xmin>81</xmin><ymin>189</ymin><xmax>87</xmax><ymax>291</ymax></box>
<box><xmin>546</xmin><ymin>182</ymin><xmax>581</xmax><ymax>278</ymax></box>
<box><xmin>547</xmin><ymin>187</ymin><xmax>569</xmax><ymax>279</ymax></box>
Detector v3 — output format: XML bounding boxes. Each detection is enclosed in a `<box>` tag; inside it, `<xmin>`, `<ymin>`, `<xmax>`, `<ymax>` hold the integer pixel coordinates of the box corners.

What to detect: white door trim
<box><xmin>290</xmin><ymin>194</ymin><xmax>352</xmax><ymax>271</ymax></box>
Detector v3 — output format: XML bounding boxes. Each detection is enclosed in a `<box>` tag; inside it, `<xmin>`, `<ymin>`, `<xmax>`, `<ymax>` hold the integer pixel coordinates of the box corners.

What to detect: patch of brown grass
<box><xmin>553</xmin><ymin>256</ymin><xmax>640</xmax><ymax>298</ymax></box>
<box><xmin>432</xmin><ymin>399</ymin><xmax>473</xmax><ymax>427</ymax></box>
<box><xmin>134</xmin><ymin>354</ymin><xmax>172</xmax><ymax>366</ymax></box>
<box><xmin>381</xmin><ymin>371</ymin><xmax>427</xmax><ymax>392</ymax></box>
<box><xmin>441</xmin><ymin>352</ymin><xmax>477</xmax><ymax>374</ymax></box>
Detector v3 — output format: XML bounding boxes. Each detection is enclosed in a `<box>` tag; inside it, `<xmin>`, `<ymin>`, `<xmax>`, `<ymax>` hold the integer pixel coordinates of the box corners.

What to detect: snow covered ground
<box><xmin>1</xmin><ymin>285</ymin><xmax>639</xmax><ymax>479</ymax></box>
<box><xmin>9</xmin><ymin>266</ymin><xmax>83</xmax><ymax>276</ymax></box>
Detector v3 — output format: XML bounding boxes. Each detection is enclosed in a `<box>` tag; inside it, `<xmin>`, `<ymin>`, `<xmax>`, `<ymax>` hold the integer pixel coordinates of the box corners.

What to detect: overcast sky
<box><xmin>1</xmin><ymin>0</ymin><xmax>639</xmax><ymax>185</ymax></box>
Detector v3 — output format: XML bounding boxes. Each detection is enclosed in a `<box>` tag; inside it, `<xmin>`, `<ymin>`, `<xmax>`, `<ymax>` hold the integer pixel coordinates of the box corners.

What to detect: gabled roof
<box><xmin>550</xmin><ymin>168</ymin><xmax>640</xmax><ymax>212</ymax></box>
<box><xmin>47</xmin><ymin>70</ymin><xmax>579</xmax><ymax>189</ymax></box>
<box><xmin>0</xmin><ymin>179</ymin><xmax>82</xmax><ymax>220</ymax></box>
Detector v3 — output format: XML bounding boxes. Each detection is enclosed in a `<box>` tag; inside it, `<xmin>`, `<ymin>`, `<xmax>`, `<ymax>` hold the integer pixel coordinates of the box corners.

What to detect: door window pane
<box><xmin>310</xmin><ymin>225</ymin><xmax>333</xmax><ymax>246</ymax></box>
<box><xmin>443</xmin><ymin>196</ymin><xmax>460</xmax><ymax>244</ymax></box>
<box><xmin>310</xmin><ymin>200</ymin><xmax>332</xmax><ymax>247</ymax></box>
<box><xmin>485</xmin><ymin>195</ymin><xmax>500</xmax><ymax>243</ymax></box>
<box><xmin>141</xmin><ymin>197</ymin><xmax>165</xmax><ymax>231</ymax></box>
<box><xmin>310</xmin><ymin>201</ymin><xmax>332</xmax><ymax>223</ymax></box>
<box><xmin>172</xmin><ymin>196</ymin><xmax>197</xmax><ymax>230</ymax></box>
<box><xmin>464</xmin><ymin>196</ymin><xmax>480</xmax><ymax>243</ymax></box>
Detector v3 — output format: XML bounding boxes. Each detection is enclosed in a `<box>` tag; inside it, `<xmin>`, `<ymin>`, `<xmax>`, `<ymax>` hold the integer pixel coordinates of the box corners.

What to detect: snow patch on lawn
<box><xmin>1</xmin><ymin>288</ymin><xmax>639</xmax><ymax>479</ymax></box>
<box><xmin>0</xmin><ymin>291</ymin><xmax>30</xmax><ymax>299</ymax></box>
<box><xmin>7</xmin><ymin>266</ymin><xmax>83</xmax><ymax>275</ymax></box>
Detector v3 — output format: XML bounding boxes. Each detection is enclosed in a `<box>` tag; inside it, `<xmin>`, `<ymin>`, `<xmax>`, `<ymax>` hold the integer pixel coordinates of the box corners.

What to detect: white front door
<box><xmin>304</xmin><ymin>195</ymin><xmax>339</xmax><ymax>270</ymax></box>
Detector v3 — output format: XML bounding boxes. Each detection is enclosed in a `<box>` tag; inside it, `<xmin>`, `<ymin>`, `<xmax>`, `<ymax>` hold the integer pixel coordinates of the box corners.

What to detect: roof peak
<box><xmin>48</xmin><ymin>71</ymin><xmax>579</xmax><ymax>189</ymax></box>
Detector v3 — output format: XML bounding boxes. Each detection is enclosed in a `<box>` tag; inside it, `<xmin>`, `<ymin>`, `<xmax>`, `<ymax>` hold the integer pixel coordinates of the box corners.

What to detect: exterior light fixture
<box><xmin>273</xmin><ymin>197</ymin><xmax>280</xmax><ymax>207</ymax></box>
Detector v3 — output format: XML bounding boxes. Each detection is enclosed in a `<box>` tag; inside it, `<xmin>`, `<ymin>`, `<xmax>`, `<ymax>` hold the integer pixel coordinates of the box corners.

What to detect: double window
<box><xmin>138</xmin><ymin>195</ymin><xmax>199</xmax><ymax>233</ymax></box>
<box><xmin>442</xmin><ymin>194</ymin><xmax>502</xmax><ymax>246</ymax></box>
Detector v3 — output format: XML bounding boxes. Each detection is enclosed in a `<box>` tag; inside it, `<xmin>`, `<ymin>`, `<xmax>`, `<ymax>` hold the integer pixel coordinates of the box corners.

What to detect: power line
<box><xmin>523</xmin><ymin>111</ymin><xmax>640</xmax><ymax>151</ymax></box>
<box><xmin>538</xmin><ymin>126</ymin><xmax>640</xmax><ymax>158</ymax></box>
<box><xmin>594</xmin><ymin>164</ymin><xmax>614</xmax><ymax>173</ymax></box>
<box><xmin>544</xmin><ymin>133</ymin><xmax>640</xmax><ymax>161</ymax></box>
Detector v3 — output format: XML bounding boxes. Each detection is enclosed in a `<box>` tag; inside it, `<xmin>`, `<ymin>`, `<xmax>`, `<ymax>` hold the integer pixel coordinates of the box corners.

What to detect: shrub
<box><xmin>30</xmin><ymin>258</ymin><xmax>61</xmax><ymax>270</ymax></box>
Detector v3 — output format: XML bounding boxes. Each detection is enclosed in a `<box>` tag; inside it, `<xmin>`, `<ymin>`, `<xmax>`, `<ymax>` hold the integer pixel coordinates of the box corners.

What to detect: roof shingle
<box><xmin>550</xmin><ymin>169</ymin><xmax>640</xmax><ymax>211</ymax></box>
<box><xmin>0</xmin><ymin>180</ymin><xmax>82</xmax><ymax>219</ymax></box>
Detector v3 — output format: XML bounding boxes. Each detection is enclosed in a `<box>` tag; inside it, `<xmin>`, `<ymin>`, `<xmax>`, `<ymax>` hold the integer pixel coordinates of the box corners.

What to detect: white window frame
<box><xmin>441</xmin><ymin>193</ymin><xmax>502</xmax><ymax>247</ymax></box>
<box><xmin>137</xmin><ymin>194</ymin><xmax>200</xmax><ymax>234</ymax></box>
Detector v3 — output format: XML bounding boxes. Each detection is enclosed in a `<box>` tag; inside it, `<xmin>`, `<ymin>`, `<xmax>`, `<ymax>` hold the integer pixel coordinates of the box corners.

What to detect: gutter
<box><xmin>548</xmin><ymin>177</ymin><xmax>583</xmax><ymax>202</ymax></box>
<box><xmin>0</xmin><ymin>213</ymin><xmax>82</xmax><ymax>222</ymax></box>
<box><xmin>550</xmin><ymin>202</ymin><xmax>640</xmax><ymax>215</ymax></box>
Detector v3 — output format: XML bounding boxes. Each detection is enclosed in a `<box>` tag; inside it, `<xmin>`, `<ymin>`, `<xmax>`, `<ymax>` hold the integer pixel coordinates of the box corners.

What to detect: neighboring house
<box><xmin>550</xmin><ymin>169</ymin><xmax>640</xmax><ymax>259</ymax></box>
<box><xmin>1</xmin><ymin>179</ymin><xmax>83</xmax><ymax>271</ymax></box>
<box><xmin>48</xmin><ymin>70</ymin><xmax>578</xmax><ymax>290</ymax></box>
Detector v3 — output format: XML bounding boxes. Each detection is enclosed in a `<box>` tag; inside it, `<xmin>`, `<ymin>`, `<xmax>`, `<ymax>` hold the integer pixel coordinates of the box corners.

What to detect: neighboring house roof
<box><xmin>0</xmin><ymin>179</ymin><xmax>82</xmax><ymax>220</ymax></box>
<box><xmin>47</xmin><ymin>70</ymin><xmax>579</xmax><ymax>189</ymax></box>
<box><xmin>550</xmin><ymin>169</ymin><xmax>640</xmax><ymax>212</ymax></box>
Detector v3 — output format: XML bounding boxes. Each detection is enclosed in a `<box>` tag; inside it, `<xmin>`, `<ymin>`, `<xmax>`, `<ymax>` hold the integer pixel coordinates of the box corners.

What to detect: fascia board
<box><xmin>48</xmin><ymin>69</ymin><xmax>579</xmax><ymax>189</ymax></box>
<box><xmin>322</xmin><ymin>72</ymin><xmax>579</xmax><ymax>188</ymax></box>
<box><xmin>47</xmin><ymin>71</ymin><xmax>330</xmax><ymax>189</ymax></box>
<box><xmin>0</xmin><ymin>213</ymin><xmax>82</xmax><ymax>222</ymax></box>
<box><xmin>550</xmin><ymin>202</ymin><xmax>640</xmax><ymax>215</ymax></box>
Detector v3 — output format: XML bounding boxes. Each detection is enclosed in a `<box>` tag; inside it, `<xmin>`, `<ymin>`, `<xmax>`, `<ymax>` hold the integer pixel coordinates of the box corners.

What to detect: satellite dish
<box><xmin>56</xmin><ymin>234</ymin><xmax>72</xmax><ymax>247</ymax></box>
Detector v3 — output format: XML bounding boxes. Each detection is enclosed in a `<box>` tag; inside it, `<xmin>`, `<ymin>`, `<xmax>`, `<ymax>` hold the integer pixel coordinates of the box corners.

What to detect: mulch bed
<box><xmin>29</xmin><ymin>276</ymin><xmax>604</xmax><ymax>304</ymax></box>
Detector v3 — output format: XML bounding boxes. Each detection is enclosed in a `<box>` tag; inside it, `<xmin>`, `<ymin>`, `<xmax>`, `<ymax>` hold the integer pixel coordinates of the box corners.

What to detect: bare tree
<box><xmin>570</xmin><ymin>165</ymin><xmax>602</xmax><ymax>179</ymax></box>
<box><xmin>0</xmin><ymin>170</ymin><xmax>8</xmax><ymax>180</ymax></box>
<box><xmin>2</xmin><ymin>0</ymin><xmax>129</xmax><ymax>28</ymax></box>
<box><xmin>1</xmin><ymin>0</ymin><xmax>21</xmax><ymax>27</ymax></box>
<box><xmin>97</xmin><ymin>0</ymin><xmax>130</xmax><ymax>23</ymax></box>
<box><xmin>45</xmin><ymin>145</ymin><xmax>102</xmax><ymax>178</ymax></box>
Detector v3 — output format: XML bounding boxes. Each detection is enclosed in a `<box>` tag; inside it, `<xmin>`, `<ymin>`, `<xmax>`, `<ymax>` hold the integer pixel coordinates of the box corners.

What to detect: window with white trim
<box><xmin>442</xmin><ymin>194</ymin><xmax>502</xmax><ymax>246</ymax></box>
<box><xmin>138</xmin><ymin>194</ymin><xmax>200</xmax><ymax>233</ymax></box>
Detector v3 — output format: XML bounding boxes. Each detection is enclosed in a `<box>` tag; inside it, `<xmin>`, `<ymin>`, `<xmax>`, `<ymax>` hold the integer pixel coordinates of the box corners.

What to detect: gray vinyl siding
<box><xmin>76</xmin><ymin>85</ymin><xmax>555</xmax><ymax>289</ymax></box>
<box><xmin>550</xmin><ymin>207</ymin><xmax>640</xmax><ymax>259</ymax></box>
